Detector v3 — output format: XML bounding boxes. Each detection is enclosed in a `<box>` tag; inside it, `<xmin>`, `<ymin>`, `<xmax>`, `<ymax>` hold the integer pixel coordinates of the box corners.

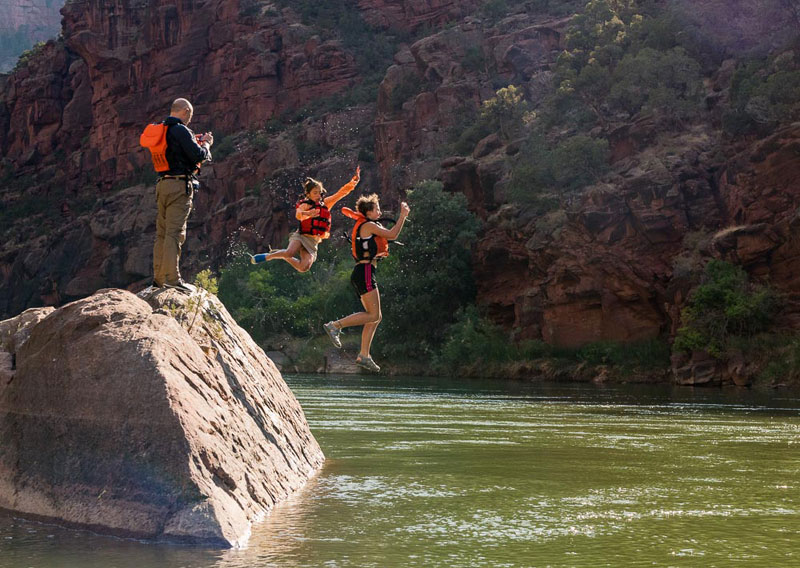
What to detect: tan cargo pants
<box><xmin>153</xmin><ymin>178</ymin><xmax>193</xmax><ymax>285</ymax></box>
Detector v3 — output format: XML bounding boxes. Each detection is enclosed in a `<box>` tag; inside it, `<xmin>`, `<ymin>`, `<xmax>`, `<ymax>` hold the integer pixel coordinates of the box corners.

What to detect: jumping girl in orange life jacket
<box><xmin>323</xmin><ymin>193</ymin><xmax>410</xmax><ymax>373</ymax></box>
<box><xmin>252</xmin><ymin>166</ymin><xmax>360</xmax><ymax>272</ymax></box>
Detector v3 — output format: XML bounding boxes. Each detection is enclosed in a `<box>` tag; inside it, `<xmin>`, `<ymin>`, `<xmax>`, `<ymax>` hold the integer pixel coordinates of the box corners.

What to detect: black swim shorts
<box><xmin>351</xmin><ymin>263</ymin><xmax>378</xmax><ymax>297</ymax></box>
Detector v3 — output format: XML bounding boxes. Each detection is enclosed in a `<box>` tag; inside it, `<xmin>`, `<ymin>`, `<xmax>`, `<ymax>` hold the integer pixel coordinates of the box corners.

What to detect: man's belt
<box><xmin>159</xmin><ymin>174</ymin><xmax>191</xmax><ymax>180</ymax></box>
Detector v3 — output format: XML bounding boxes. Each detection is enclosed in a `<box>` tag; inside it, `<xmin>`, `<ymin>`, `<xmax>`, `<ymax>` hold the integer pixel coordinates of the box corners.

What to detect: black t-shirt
<box><xmin>163</xmin><ymin>116</ymin><xmax>211</xmax><ymax>175</ymax></box>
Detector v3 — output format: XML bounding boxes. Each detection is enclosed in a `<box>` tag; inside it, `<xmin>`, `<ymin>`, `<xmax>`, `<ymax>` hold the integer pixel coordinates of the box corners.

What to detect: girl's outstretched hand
<box><xmin>400</xmin><ymin>202</ymin><xmax>410</xmax><ymax>217</ymax></box>
<box><xmin>352</xmin><ymin>165</ymin><xmax>361</xmax><ymax>184</ymax></box>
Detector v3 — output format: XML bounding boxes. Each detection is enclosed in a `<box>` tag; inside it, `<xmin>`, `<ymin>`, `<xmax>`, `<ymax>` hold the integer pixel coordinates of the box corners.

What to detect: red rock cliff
<box><xmin>2</xmin><ymin>0</ymin><xmax>799</xmax><ymax>359</ymax></box>
<box><xmin>373</xmin><ymin>4</ymin><xmax>800</xmax><ymax>349</ymax></box>
<box><xmin>0</xmin><ymin>0</ymin><xmax>367</xmax><ymax>315</ymax></box>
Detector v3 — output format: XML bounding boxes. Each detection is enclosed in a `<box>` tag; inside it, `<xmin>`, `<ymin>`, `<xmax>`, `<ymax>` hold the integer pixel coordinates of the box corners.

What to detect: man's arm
<box><xmin>174</xmin><ymin>124</ymin><xmax>211</xmax><ymax>164</ymax></box>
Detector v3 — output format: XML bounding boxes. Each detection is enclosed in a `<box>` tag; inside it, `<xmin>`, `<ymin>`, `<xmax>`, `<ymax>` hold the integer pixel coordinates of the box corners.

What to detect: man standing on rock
<box><xmin>150</xmin><ymin>98</ymin><xmax>213</xmax><ymax>293</ymax></box>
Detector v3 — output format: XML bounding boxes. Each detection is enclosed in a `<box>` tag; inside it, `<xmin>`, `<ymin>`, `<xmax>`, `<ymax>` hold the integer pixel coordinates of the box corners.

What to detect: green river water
<box><xmin>1</xmin><ymin>375</ymin><xmax>799</xmax><ymax>567</ymax></box>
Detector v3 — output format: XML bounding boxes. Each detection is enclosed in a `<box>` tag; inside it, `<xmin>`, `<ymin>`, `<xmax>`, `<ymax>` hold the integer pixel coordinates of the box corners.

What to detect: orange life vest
<box><xmin>140</xmin><ymin>123</ymin><xmax>171</xmax><ymax>172</ymax></box>
<box><xmin>342</xmin><ymin>207</ymin><xmax>390</xmax><ymax>261</ymax></box>
<box><xmin>297</xmin><ymin>199</ymin><xmax>332</xmax><ymax>238</ymax></box>
<box><xmin>140</xmin><ymin>122</ymin><xmax>202</xmax><ymax>173</ymax></box>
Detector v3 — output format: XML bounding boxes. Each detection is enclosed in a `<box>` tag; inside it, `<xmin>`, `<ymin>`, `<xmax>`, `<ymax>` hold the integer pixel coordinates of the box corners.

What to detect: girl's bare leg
<box><xmin>335</xmin><ymin>288</ymin><xmax>381</xmax><ymax>331</ymax></box>
<box><xmin>358</xmin><ymin>291</ymin><xmax>381</xmax><ymax>359</ymax></box>
<box><xmin>332</xmin><ymin>288</ymin><xmax>381</xmax><ymax>359</ymax></box>
<box><xmin>265</xmin><ymin>239</ymin><xmax>301</xmax><ymax>261</ymax></box>
<box><xmin>265</xmin><ymin>240</ymin><xmax>314</xmax><ymax>272</ymax></box>
<box><xmin>295</xmin><ymin>248</ymin><xmax>314</xmax><ymax>273</ymax></box>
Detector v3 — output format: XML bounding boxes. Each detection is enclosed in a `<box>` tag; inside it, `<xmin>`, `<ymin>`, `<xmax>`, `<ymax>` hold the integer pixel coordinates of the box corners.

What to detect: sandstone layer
<box><xmin>357</xmin><ymin>0</ymin><xmax>483</xmax><ymax>31</ymax></box>
<box><xmin>0</xmin><ymin>287</ymin><xmax>324</xmax><ymax>546</ymax></box>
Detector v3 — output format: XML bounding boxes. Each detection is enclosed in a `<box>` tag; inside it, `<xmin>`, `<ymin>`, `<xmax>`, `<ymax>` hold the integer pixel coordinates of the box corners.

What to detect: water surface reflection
<box><xmin>1</xmin><ymin>376</ymin><xmax>798</xmax><ymax>567</ymax></box>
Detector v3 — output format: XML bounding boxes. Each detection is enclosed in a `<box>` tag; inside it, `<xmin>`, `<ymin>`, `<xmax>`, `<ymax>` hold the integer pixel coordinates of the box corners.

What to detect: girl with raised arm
<box><xmin>323</xmin><ymin>194</ymin><xmax>410</xmax><ymax>372</ymax></box>
<box><xmin>252</xmin><ymin>166</ymin><xmax>360</xmax><ymax>272</ymax></box>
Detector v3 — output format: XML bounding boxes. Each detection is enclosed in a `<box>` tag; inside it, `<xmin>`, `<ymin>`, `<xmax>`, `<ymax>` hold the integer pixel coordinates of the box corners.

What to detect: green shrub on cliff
<box><xmin>608</xmin><ymin>47</ymin><xmax>703</xmax><ymax>122</ymax></box>
<box><xmin>12</xmin><ymin>40</ymin><xmax>48</xmax><ymax>71</ymax></box>
<box><xmin>723</xmin><ymin>54</ymin><xmax>800</xmax><ymax>135</ymax></box>
<box><xmin>194</xmin><ymin>269</ymin><xmax>219</xmax><ymax>295</ymax></box>
<box><xmin>550</xmin><ymin>135</ymin><xmax>610</xmax><ymax>189</ymax></box>
<box><xmin>445</xmin><ymin>85</ymin><xmax>531</xmax><ymax>154</ymax></box>
<box><xmin>553</xmin><ymin>2</ymin><xmax>704</xmax><ymax>128</ymax></box>
<box><xmin>481</xmin><ymin>85</ymin><xmax>531</xmax><ymax>140</ymax></box>
<box><xmin>447</xmin><ymin>107</ymin><xmax>495</xmax><ymax>155</ymax></box>
<box><xmin>673</xmin><ymin>260</ymin><xmax>777</xmax><ymax>357</ymax></box>
<box><xmin>496</xmin><ymin>2</ymin><xmax>703</xmax><ymax>210</ymax></box>
<box><xmin>507</xmin><ymin>132</ymin><xmax>609</xmax><ymax>206</ymax></box>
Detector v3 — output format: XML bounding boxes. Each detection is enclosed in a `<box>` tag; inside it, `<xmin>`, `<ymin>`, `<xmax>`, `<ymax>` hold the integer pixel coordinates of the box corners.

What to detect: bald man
<box><xmin>152</xmin><ymin>98</ymin><xmax>213</xmax><ymax>292</ymax></box>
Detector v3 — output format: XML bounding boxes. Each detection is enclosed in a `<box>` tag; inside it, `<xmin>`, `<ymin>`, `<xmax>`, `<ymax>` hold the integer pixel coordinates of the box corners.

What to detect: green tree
<box><xmin>551</xmin><ymin>135</ymin><xmax>610</xmax><ymax>190</ymax></box>
<box><xmin>553</xmin><ymin>2</ymin><xmax>704</xmax><ymax>128</ymax></box>
<box><xmin>376</xmin><ymin>180</ymin><xmax>481</xmax><ymax>357</ymax></box>
<box><xmin>508</xmin><ymin>132</ymin><xmax>609</xmax><ymax>204</ymax></box>
<box><xmin>434</xmin><ymin>306</ymin><xmax>521</xmax><ymax>373</ymax></box>
<box><xmin>218</xmin><ymin>244</ymin><xmax>354</xmax><ymax>341</ymax></box>
<box><xmin>674</xmin><ymin>260</ymin><xmax>777</xmax><ymax>357</ymax></box>
<box><xmin>481</xmin><ymin>85</ymin><xmax>530</xmax><ymax>140</ymax></box>
<box><xmin>724</xmin><ymin>55</ymin><xmax>800</xmax><ymax>135</ymax></box>
<box><xmin>563</xmin><ymin>0</ymin><xmax>638</xmax><ymax>69</ymax></box>
<box><xmin>608</xmin><ymin>47</ymin><xmax>703</xmax><ymax>121</ymax></box>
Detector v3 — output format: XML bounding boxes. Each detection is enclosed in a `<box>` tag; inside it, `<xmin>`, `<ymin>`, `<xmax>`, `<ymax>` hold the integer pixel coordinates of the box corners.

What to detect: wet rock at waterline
<box><xmin>0</xmin><ymin>288</ymin><xmax>324</xmax><ymax>547</ymax></box>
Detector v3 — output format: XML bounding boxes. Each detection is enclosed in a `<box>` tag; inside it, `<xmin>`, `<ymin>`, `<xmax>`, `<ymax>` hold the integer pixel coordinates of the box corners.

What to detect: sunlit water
<box><xmin>2</xmin><ymin>376</ymin><xmax>799</xmax><ymax>567</ymax></box>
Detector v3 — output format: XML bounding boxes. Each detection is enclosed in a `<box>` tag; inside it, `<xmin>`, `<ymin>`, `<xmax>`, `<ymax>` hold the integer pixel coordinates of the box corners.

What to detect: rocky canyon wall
<box><xmin>1</xmin><ymin>0</ymin><xmax>799</xmax><ymax>358</ymax></box>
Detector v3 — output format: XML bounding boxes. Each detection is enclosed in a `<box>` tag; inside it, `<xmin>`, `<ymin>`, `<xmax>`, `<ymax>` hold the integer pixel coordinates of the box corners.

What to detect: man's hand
<box><xmin>201</xmin><ymin>132</ymin><xmax>214</xmax><ymax>147</ymax></box>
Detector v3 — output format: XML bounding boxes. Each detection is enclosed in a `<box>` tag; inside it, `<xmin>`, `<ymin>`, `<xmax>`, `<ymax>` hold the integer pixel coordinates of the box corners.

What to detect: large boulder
<box><xmin>0</xmin><ymin>306</ymin><xmax>55</xmax><ymax>397</ymax></box>
<box><xmin>0</xmin><ymin>287</ymin><xmax>324</xmax><ymax>547</ymax></box>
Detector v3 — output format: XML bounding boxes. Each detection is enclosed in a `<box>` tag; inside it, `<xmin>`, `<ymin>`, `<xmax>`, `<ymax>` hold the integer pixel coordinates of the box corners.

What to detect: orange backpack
<box><xmin>140</xmin><ymin>123</ymin><xmax>170</xmax><ymax>172</ymax></box>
